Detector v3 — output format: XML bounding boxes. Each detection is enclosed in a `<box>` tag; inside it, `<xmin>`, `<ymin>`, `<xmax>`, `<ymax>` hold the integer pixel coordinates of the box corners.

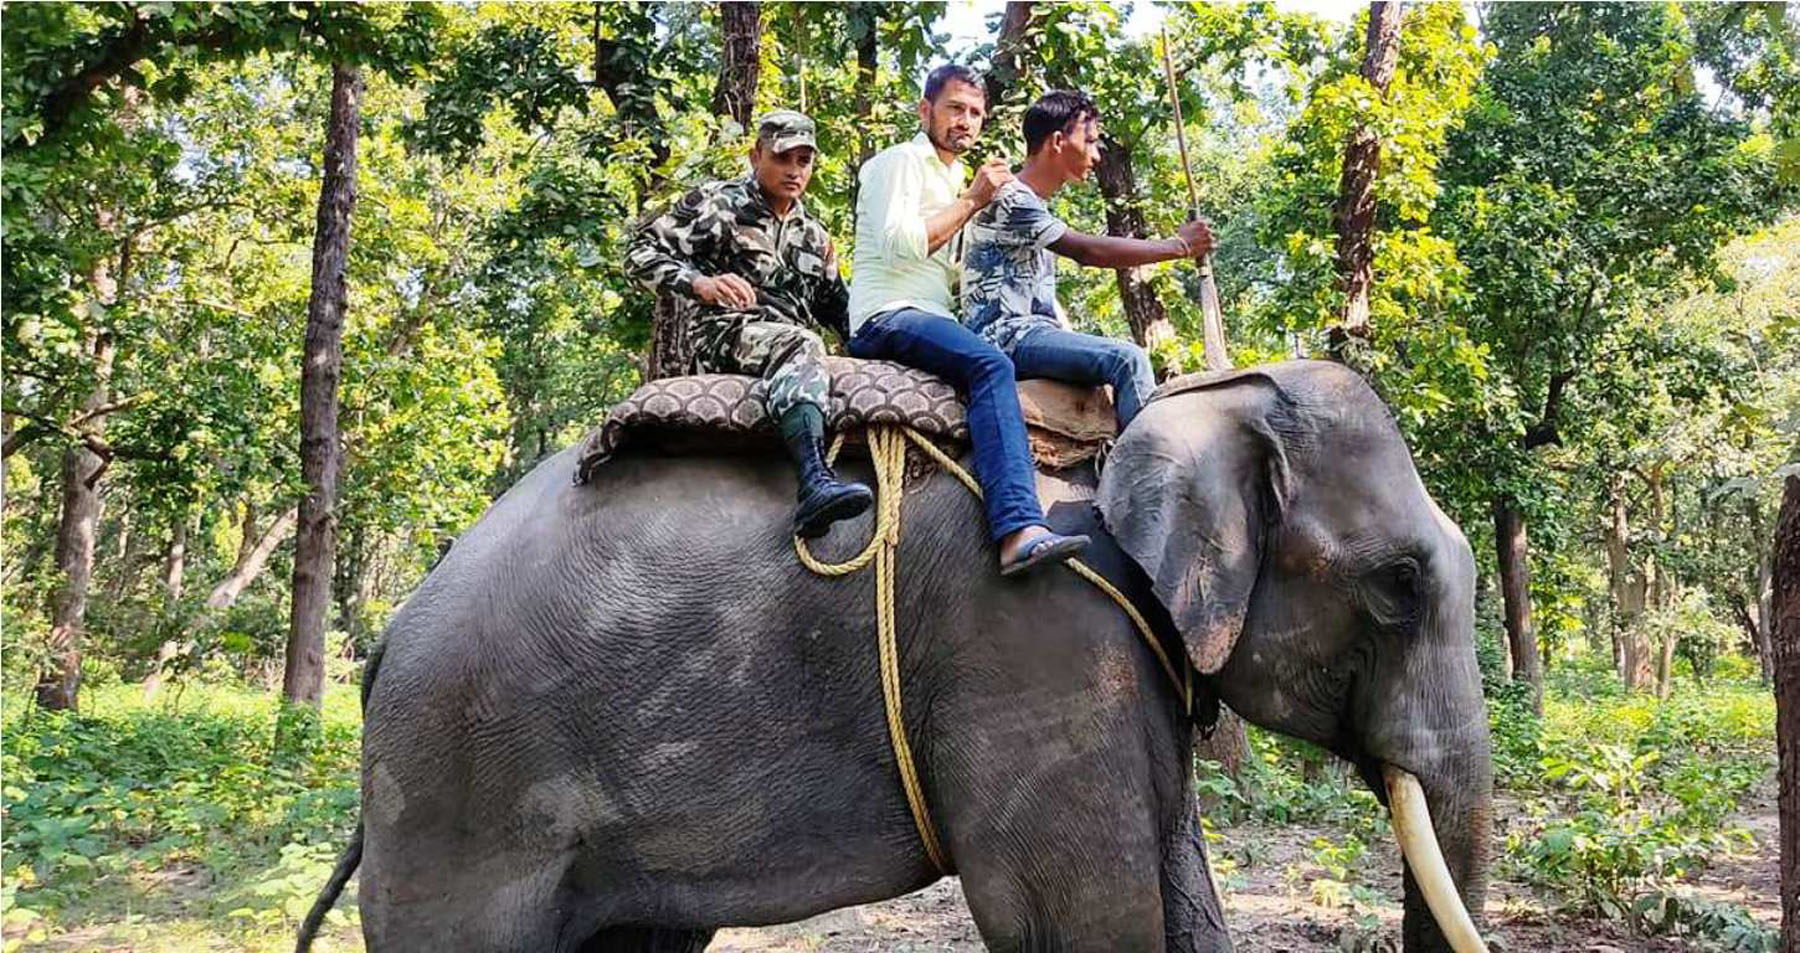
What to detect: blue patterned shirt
<box><xmin>959</xmin><ymin>180</ymin><xmax>1069</xmax><ymax>351</ymax></box>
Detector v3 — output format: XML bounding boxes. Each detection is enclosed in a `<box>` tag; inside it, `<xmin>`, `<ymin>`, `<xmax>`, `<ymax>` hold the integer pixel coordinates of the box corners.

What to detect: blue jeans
<box><xmin>1007</xmin><ymin>326</ymin><xmax>1156</xmax><ymax>428</ymax></box>
<box><xmin>848</xmin><ymin>308</ymin><xmax>1044</xmax><ymax>542</ymax></box>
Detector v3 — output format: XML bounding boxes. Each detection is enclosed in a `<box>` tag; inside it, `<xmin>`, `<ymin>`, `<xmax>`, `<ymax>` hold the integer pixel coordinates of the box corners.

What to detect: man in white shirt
<box><xmin>849</xmin><ymin>65</ymin><xmax>1088</xmax><ymax>576</ymax></box>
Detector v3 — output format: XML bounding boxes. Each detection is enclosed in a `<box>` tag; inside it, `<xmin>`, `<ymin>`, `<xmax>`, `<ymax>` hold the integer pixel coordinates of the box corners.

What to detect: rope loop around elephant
<box><xmin>793</xmin><ymin>423</ymin><xmax>1194</xmax><ymax>876</ymax></box>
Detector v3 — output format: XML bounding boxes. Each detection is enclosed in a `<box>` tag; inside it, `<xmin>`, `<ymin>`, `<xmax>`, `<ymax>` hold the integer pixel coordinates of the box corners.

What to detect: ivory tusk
<box><xmin>1384</xmin><ymin>765</ymin><xmax>1489</xmax><ymax>953</ymax></box>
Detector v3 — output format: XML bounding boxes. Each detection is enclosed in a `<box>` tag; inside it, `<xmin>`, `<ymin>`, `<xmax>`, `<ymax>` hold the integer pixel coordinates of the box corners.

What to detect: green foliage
<box><xmin>1302</xmin><ymin>832</ymin><xmax>1388</xmax><ymax>918</ymax></box>
<box><xmin>1484</xmin><ymin>668</ymin><xmax>1545</xmax><ymax>789</ymax></box>
<box><xmin>1514</xmin><ymin>744</ymin><xmax>1744</xmax><ymax>914</ymax></box>
<box><xmin>1633</xmin><ymin>890</ymin><xmax>1780</xmax><ymax>951</ymax></box>
<box><xmin>1</xmin><ymin>3</ymin><xmax>1793</xmax><ymax>945</ymax></box>
<box><xmin>1199</xmin><ymin>729</ymin><xmax>1385</xmax><ymax>841</ymax></box>
<box><xmin>1429</xmin><ymin>2</ymin><xmax>1788</xmax><ymax>525</ymax></box>
<box><xmin>1252</xmin><ymin>2</ymin><xmax>1496</xmax><ymax>517</ymax></box>
<box><xmin>1</xmin><ymin>683</ymin><xmax>361</xmax><ymax>942</ymax></box>
<box><xmin>1502</xmin><ymin>671</ymin><xmax>1774</xmax><ymax>920</ymax></box>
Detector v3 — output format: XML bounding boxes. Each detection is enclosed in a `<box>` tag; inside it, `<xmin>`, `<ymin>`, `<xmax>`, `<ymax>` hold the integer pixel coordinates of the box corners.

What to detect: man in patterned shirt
<box><xmin>961</xmin><ymin>90</ymin><xmax>1214</xmax><ymax>428</ymax></box>
<box><xmin>626</xmin><ymin>110</ymin><xmax>873</xmax><ymax>538</ymax></box>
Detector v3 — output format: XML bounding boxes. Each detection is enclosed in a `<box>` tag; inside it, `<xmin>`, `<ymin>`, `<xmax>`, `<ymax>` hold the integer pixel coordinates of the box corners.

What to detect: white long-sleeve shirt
<box><xmin>848</xmin><ymin>132</ymin><xmax>967</xmax><ymax>333</ymax></box>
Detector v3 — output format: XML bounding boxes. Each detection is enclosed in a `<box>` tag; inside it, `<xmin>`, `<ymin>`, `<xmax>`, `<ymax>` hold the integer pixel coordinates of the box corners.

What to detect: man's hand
<box><xmin>693</xmin><ymin>273</ymin><xmax>758</xmax><ymax>309</ymax></box>
<box><xmin>961</xmin><ymin>158</ymin><xmax>1014</xmax><ymax>210</ymax></box>
<box><xmin>1177</xmin><ymin>218</ymin><xmax>1216</xmax><ymax>259</ymax></box>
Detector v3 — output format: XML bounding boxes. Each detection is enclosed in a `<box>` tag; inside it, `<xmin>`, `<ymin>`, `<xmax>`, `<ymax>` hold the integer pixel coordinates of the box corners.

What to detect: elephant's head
<box><xmin>1097</xmin><ymin>361</ymin><xmax>1492</xmax><ymax>953</ymax></box>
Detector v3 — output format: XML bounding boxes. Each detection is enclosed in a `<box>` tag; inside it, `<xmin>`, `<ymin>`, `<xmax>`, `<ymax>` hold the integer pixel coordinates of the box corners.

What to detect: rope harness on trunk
<box><xmin>793</xmin><ymin>423</ymin><xmax>1194</xmax><ymax>875</ymax></box>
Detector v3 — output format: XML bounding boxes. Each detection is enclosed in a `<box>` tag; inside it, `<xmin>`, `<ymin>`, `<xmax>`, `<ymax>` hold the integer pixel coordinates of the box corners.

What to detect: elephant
<box><xmin>298</xmin><ymin>360</ymin><xmax>1493</xmax><ymax>953</ymax></box>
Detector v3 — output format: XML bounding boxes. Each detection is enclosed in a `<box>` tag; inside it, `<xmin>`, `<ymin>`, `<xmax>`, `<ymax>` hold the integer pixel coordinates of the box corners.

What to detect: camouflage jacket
<box><xmin>626</xmin><ymin>177</ymin><xmax>851</xmax><ymax>354</ymax></box>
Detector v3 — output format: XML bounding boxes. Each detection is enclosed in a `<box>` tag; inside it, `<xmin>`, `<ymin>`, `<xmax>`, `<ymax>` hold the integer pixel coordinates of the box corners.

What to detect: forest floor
<box><xmin>10</xmin><ymin>780</ymin><xmax>1775</xmax><ymax>953</ymax></box>
<box><xmin>709</xmin><ymin>778</ymin><xmax>1782</xmax><ymax>953</ymax></box>
<box><xmin>3</xmin><ymin>677</ymin><xmax>1778</xmax><ymax>953</ymax></box>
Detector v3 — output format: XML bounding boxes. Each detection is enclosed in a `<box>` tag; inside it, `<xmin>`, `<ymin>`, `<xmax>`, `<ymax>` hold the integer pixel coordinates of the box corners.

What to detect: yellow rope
<box><xmin>795</xmin><ymin>427</ymin><xmax>948</xmax><ymax>871</ymax></box>
<box><xmin>794</xmin><ymin>424</ymin><xmax>1194</xmax><ymax>876</ymax></box>
<box><xmin>895</xmin><ymin>427</ymin><xmax>1192</xmax><ymax>714</ymax></box>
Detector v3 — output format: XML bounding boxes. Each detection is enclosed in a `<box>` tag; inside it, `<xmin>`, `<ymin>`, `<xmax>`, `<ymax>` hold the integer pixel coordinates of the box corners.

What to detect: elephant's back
<box><xmin>360</xmin><ymin>446</ymin><xmax>899</xmax><ymax>858</ymax></box>
<box><xmin>366</xmin><ymin>445</ymin><xmax>837</xmax><ymax>730</ymax></box>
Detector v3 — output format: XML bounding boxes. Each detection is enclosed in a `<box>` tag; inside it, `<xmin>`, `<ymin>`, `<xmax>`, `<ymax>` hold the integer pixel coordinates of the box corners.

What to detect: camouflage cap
<box><xmin>757</xmin><ymin>109</ymin><xmax>818</xmax><ymax>154</ymax></box>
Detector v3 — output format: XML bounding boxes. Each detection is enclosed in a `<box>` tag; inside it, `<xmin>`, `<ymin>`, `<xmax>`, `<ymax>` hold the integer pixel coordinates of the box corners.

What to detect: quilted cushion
<box><xmin>574</xmin><ymin>357</ymin><xmax>1115</xmax><ymax>484</ymax></box>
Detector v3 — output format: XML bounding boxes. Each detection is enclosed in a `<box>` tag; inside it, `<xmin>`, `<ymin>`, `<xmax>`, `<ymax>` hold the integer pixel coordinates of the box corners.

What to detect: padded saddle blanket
<box><xmin>574</xmin><ymin>357</ymin><xmax>1117</xmax><ymax>484</ymax></box>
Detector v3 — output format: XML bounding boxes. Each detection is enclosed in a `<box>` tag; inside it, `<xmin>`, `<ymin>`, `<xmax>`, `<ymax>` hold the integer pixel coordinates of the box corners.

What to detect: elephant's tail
<box><xmin>297</xmin><ymin>639</ymin><xmax>383</xmax><ymax>951</ymax></box>
<box><xmin>295</xmin><ymin>820</ymin><xmax>362</xmax><ymax>952</ymax></box>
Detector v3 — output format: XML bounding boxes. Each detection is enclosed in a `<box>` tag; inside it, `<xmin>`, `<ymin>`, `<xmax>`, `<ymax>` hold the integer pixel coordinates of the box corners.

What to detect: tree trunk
<box><xmin>1328</xmin><ymin>0</ymin><xmax>1403</xmax><ymax>363</ymax></box>
<box><xmin>1194</xmin><ymin>709</ymin><xmax>1250</xmax><ymax>810</ymax></box>
<box><xmin>1201</xmin><ymin>711</ymin><xmax>1248</xmax><ymax>775</ymax></box>
<box><xmin>1093</xmin><ymin>135</ymin><xmax>1183</xmax><ymax>379</ymax></box>
<box><xmin>710</xmin><ymin>2</ymin><xmax>761</xmax><ymax>131</ymax></box>
<box><xmin>162</xmin><ymin>515</ymin><xmax>188</xmax><ymax>600</ymax></box>
<box><xmin>107</xmin><ymin>510</ymin><xmax>133</xmax><ymax>597</ymax></box>
<box><xmin>109</xmin><ymin>510</ymin><xmax>157</xmax><ymax>601</ymax></box>
<box><xmin>1735</xmin><ymin>596</ymin><xmax>1768</xmax><ymax>680</ymax></box>
<box><xmin>211</xmin><ymin>503</ymin><xmax>297</xmax><ymax>609</ymax></box>
<box><xmin>1492</xmin><ymin>496</ymin><xmax>1541</xmax><ymax>711</ymax></box>
<box><xmin>36</xmin><ymin>266</ymin><xmax>119</xmax><ymax>711</ymax></box>
<box><xmin>1646</xmin><ymin>467</ymin><xmax>1674</xmax><ymax>697</ymax></box>
<box><xmin>333</xmin><ymin>520</ymin><xmax>367</xmax><ymax>644</ymax></box>
<box><xmin>643</xmin><ymin>293</ymin><xmax>696</xmax><ymax>381</ymax></box>
<box><xmin>285</xmin><ymin>63</ymin><xmax>361</xmax><ymax>709</ymax></box>
<box><xmin>142</xmin><ymin>518</ymin><xmax>190</xmax><ymax>703</ymax></box>
<box><xmin>144</xmin><ymin>504</ymin><xmax>297</xmax><ymax>703</ymax></box>
<box><xmin>1656</xmin><ymin>581</ymin><xmax>1680</xmax><ymax>699</ymax></box>
<box><xmin>1606</xmin><ymin>473</ymin><xmax>1654</xmax><ymax>691</ymax></box>
<box><xmin>1583</xmin><ymin>581</ymin><xmax>1608</xmax><ymax>659</ymax></box>
<box><xmin>848</xmin><ymin>3</ymin><xmax>879</xmax><ymax>217</ymax></box>
<box><xmin>984</xmin><ymin>2</ymin><xmax>1035</xmax><ymax>111</ymax></box>
<box><xmin>1762</xmin><ymin>512</ymin><xmax>1778</xmax><ymax>686</ymax></box>
<box><xmin>1478</xmin><ymin>572</ymin><xmax>1513</xmax><ymax>679</ymax></box>
<box><xmin>592</xmin><ymin>2</ymin><xmax>671</xmax><ymax>198</ymax></box>
<box><xmin>1769</xmin><ymin>475</ymin><xmax>1799</xmax><ymax>953</ymax></box>
<box><xmin>788</xmin><ymin>4</ymin><xmax>809</xmax><ymax>113</ymax></box>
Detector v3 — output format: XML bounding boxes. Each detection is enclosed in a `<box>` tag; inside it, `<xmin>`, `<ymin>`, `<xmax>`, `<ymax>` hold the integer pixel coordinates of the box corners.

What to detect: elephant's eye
<box><xmin>1363</xmin><ymin>559</ymin><xmax>1423</xmax><ymax>629</ymax></box>
<box><xmin>1388</xmin><ymin>560</ymin><xmax>1420</xmax><ymax>596</ymax></box>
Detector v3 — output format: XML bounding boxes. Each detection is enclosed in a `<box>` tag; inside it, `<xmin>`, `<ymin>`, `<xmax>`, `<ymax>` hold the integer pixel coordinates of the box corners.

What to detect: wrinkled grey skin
<box><xmin>352</xmin><ymin>361</ymin><xmax>1490</xmax><ymax>953</ymax></box>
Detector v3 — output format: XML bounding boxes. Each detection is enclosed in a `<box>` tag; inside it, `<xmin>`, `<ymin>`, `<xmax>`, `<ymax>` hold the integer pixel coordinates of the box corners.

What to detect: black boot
<box><xmin>780</xmin><ymin>406</ymin><xmax>874</xmax><ymax>538</ymax></box>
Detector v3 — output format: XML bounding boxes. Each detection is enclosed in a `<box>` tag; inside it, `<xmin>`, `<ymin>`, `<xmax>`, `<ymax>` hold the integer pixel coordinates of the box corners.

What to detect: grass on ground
<box><xmin>0</xmin><ymin>658</ymin><xmax>1777</xmax><ymax>952</ymax></box>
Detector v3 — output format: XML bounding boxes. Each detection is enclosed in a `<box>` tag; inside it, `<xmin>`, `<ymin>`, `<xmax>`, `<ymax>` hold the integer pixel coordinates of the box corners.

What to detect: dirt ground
<box><xmin>8</xmin><ymin>782</ymin><xmax>1776</xmax><ymax>952</ymax></box>
<box><xmin>712</xmin><ymin>780</ymin><xmax>1781</xmax><ymax>953</ymax></box>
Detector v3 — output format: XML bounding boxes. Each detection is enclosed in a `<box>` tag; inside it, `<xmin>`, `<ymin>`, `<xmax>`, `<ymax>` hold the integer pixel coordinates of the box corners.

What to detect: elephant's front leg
<box><xmin>1160</xmin><ymin>802</ymin><xmax>1232</xmax><ymax>953</ymax></box>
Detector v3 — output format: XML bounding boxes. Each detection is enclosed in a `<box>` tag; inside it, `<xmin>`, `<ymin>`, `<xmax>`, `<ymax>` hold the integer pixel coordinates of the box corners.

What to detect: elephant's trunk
<box><xmin>1390</xmin><ymin>766</ymin><xmax>1492</xmax><ymax>953</ymax></box>
<box><xmin>1389</xmin><ymin>519</ymin><xmax>1492</xmax><ymax>953</ymax></box>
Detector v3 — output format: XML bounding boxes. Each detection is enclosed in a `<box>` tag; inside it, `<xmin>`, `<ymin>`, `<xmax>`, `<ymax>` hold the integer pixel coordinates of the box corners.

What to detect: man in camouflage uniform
<box><xmin>626</xmin><ymin>110</ymin><xmax>873</xmax><ymax>538</ymax></box>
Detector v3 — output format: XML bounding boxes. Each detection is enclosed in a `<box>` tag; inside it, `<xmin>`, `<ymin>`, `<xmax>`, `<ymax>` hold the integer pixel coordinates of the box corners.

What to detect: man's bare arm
<box><xmin>1048</xmin><ymin>218</ymin><xmax>1215</xmax><ymax>269</ymax></box>
<box><xmin>924</xmin><ymin>196</ymin><xmax>980</xmax><ymax>254</ymax></box>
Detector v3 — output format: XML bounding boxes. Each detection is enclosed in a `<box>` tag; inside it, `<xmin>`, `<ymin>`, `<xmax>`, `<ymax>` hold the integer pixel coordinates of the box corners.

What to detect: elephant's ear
<box><xmin>1096</xmin><ymin>382</ymin><xmax>1292</xmax><ymax>675</ymax></box>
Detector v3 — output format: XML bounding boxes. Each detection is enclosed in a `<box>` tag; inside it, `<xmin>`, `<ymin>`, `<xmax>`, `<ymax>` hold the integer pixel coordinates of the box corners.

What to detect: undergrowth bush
<box><xmin>1</xmin><ymin>682</ymin><xmax>362</xmax><ymax>943</ymax></box>
<box><xmin>1632</xmin><ymin>890</ymin><xmax>1780</xmax><ymax>951</ymax></box>
<box><xmin>1204</xmin><ymin>654</ymin><xmax>1775</xmax><ymax>942</ymax></box>
<box><xmin>1501</xmin><ymin>672</ymin><xmax>1774</xmax><ymax>928</ymax></box>
<box><xmin>1197</xmin><ymin>729</ymin><xmax>1384</xmax><ymax>838</ymax></box>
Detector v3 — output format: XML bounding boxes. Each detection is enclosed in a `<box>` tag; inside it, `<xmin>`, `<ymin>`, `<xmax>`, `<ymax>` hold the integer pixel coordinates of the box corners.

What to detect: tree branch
<box><xmin>29</xmin><ymin>15</ymin><xmax>153</xmax><ymax>145</ymax></box>
<box><xmin>0</xmin><ymin>404</ymin><xmax>156</xmax><ymax>463</ymax></box>
<box><xmin>19</xmin><ymin>16</ymin><xmax>253</xmax><ymax>149</ymax></box>
<box><xmin>1521</xmin><ymin>369</ymin><xmax>1575</xmax><ymax>449</ymax></box>
<box><xmin>67</xmin><ymin>392</ymin><xmax>151</xmax><ymax>429</ymax></box>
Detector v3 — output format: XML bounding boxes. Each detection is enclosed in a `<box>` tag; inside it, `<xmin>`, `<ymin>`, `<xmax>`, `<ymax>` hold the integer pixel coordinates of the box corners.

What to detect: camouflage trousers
<box><xmin>697</xmin><ymin>319</ymin><xmax>830</xmax><ymax>423</ymax></box>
